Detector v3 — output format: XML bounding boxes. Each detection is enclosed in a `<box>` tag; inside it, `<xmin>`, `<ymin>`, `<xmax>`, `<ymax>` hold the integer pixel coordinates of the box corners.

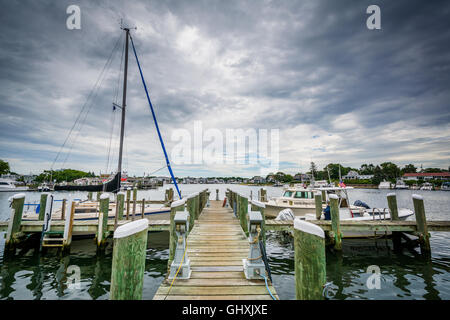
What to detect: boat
<box><xmin>0</xmin><ymin>179</ymin><xmax>29</xmax><ymax>192</ymax></box>
<box><xmin>38</xmin><ymin>182</ymin><xmax>54</xmax><ymax>192</ymax></box>
<box><xmin>263</xmin><ymin>185</ymin><xmax>365</xmax><ymax>218</ymax></box>
<box><xmin>54</xmin><ymin>172</ymin><xmax>119</xmax><ymax>192</ymax></box>
<box><xmin>420</xmin><ymin>182</ymin><xmax>433</xmax><ymax>190</ymax></box>
<box><xmin>20</xmin><ymin>27</ymin><xmax>183</xmax><ymax>233</ymax></box>
<box><xmin>394</xmin><ymin>180</ymin><xmax>409</xmax><ymax>189</ymax></box>
<box><xmin>441</xmin><ymin>182</ymin><xmax>450</xmax><ymax>191</ymax></box>
<box><xmin>410</xmin><ymin>184</ymin><xmax>420</xmax><ymax>190</ymax></box>
<box><xmin>378</xmin><ymin>180</ymin><xmax>391</xmax><ymax>189</ymax></box>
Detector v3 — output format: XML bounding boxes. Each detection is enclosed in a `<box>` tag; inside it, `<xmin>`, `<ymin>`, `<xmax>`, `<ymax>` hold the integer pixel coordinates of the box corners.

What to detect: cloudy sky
<box><xmin>0</xmin><ymin>0</ymin><xmax>449</xmax><ymax>177</ymax></box>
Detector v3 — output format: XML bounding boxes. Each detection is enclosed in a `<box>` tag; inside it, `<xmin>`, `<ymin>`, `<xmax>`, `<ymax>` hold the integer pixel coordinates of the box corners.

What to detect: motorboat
<box><xmin>0</xmin><ymin>179</ymin><xmax>29</xmax><ymax>192</ymax></box>
<box><xmin>394</xmin><ymin>180</ymin><xmax>409</xmax><ymax>189</ymax></box>
<box><xmin>38</xmin><ymin>182</ymin><xmax>54</xmax><ymax>192</ymax></box>
<box><xmin>378</xmin><ymin>180</ymin><xmax>391</xmax><ymax>189</ymax></box>
<box><xmin>441</xmin><ymin>182</ymin><xmax>450</xmax><ymax>191</ymax></box>
<box><xmin>420</xmin><ymin>182</ymin><xmax>433</xmax><ymax>190</ymax></box>
<box><xmin>263</xmin><ymin>185</ymin><xmax>364</xmax><ymax>218</ymax></box>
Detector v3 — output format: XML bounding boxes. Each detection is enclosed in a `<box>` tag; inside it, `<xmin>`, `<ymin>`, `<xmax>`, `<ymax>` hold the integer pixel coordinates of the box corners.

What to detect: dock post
<box><xmin>412</xmin><ymin>194</ymin><xmax>431</xmax><ymax>255</ymax></box>
<box><xmin>329</xmin><ymin>194</ymin><xmax>342</xmax><ymax>251</ymax></box>
<box><xmin>88</xmin><ymin>192</ymin><xmax>93</xmax><ymax>201</ymax></box>
<box><xmin>116</xmin><ymin>192</ymin><xmax>125</xmax><ymax>220</ymax></box>
<box><xmin>187</xmin><ymin>194</ymin><xmax>196</xmax><ymax>232</ymax></box>
<box><xmin>294</xmin><ymin>219</ymin><xmax>326</xmax><ymax>300</ymax></box>
<box><xmin>38</xmin><ymin>193</ymin><xmax>49</xmax><ymax>220</ymax></box>
<box><xmin>168</xmin><ymin>199</ymin><xmax>187</xmax><ymax>268</ymax></box>
<box><xmin>216</xmin><ymin>189</ymin><xmax>219</xmax><ymax>201</ymax></box>
<box><xmin>314</xmin><ymin>192</ymin><xmax>322</xmax><ymax>219</ymax></box>
<box><xmin>5</xmin><ymin>193</ymin><xmax>26</xmax><ymax>250</ymax></box>
<box><xmin>62</xmin><ymin>201</ymin><xmax>76</xmax><ymax>253</ymax></box>
<box><xmin>239</xmin><ymin>195</ymin><xmax>249</xmax><ymax>236</ymax></box>
<box><xmin>260</xmin><ymin>188</ymin><xmax>267</xmax><ymax>202</ymax></box>
<box><xmin>126</xmin><ymin>188</ymin><xmax>131</xmax><ymax>220</ymax></box>
<box><xmin>96</xmin><ymin>193</ymin><xmax>110</xmax><ymax>249</ymax></box>
<box><xmin>96</xmin><ymin>192</ymin><xmax>101</xmax><ymax>202</ymax></box>
<box><xmin>321</xmin><ymin>190</ymin><xmax>326</xmax><ymax>203</ymax></box>
<box><xmin>61</xmin><ymin>199</ymin><xmax>67</xmax><ymax>220</ymax></box>
<box><xmin>110</xmin><ymin>219</ymin><xmax>149</xmax><ymax>300</ymax></box>
<box><xmin>132</xmin><ymin>187</ymin><xmax>137</xmax><ymax>221</ymax></box>
<box><xmin>141</xmin><ymin>198</ymin><xmax>145</xmax><ymax>218</ymax></box>
<box><xmin>251</xmin><ymin>200</ymin><xmax>266</xmax><ymax>246</ymax></box>
<box><xmin>387</xmin><ymin>193</ymin><xmax>401</xmax><ymax>251</ymax></box>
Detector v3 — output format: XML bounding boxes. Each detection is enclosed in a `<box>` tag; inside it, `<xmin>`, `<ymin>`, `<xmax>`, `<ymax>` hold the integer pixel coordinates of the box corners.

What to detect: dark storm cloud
<box><xmin>0</xmin><ymin>0</ymin><xmax>449</xmax><ymax>176</ymax></box>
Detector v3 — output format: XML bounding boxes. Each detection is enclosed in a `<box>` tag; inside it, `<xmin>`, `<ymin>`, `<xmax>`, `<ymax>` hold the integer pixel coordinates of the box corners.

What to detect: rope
<box><xmin>165</xmin><ymin>239</ymin><xmax>188</xmax><ymax>300</ymax></box>
<box><xmin>260</xmin><ymin>274</ymin><xmax>277</xmax><ymax>300</ymax></box>
<box><xmin>51</xmin><ymin>33</ymin><xmax>123</xmax><ymax>171</ymax></box>
<box><xmin>129</xmin><ymin>34</ymin><xmax>182</xmax><ymax>200</ymax></box>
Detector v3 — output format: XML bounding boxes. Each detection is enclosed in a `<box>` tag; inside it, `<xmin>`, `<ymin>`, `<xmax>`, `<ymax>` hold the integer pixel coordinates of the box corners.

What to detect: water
<box><xmin>0</xmin><ymin>184</ymin><xmax>449</xmax><ymax>300</ymax></box>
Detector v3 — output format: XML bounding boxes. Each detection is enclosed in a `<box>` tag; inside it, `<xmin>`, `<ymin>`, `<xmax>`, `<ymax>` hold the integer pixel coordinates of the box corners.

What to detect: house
<box><xmin>293</xmin><ymin>173</ymin><xmax>311</xmax><ymax>181</ymax></box>
<box><xmin>358</xmin><ymin>174</ymin><xmax>374</xmax><ymax>180</ymax></box>
<box><xmin>402</xmin><ymin>172</ymin><xmax>450</xmax><ymax>181</ymax></box>
<box><xmin>252</xmin><ymin>176</ymin><xmax>266</xmax><ymax>184</ymax></box>
<box><xmin>343</xmin><ymin>170</ymin><xmax>359</xmax><ymax>180</ymax></box>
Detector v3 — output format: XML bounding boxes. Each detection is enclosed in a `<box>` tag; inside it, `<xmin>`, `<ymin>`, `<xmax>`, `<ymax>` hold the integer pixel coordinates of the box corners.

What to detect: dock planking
<box><xmin>153</xmin><ymin>200</ymin><xmax>278</xmax><ymax>300</ymax></box>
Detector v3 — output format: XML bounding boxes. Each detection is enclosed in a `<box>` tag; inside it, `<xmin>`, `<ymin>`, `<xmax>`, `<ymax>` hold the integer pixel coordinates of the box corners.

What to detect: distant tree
<box><xmin>35</xmin><ymin>169</ymin><xmax>94</xmax><ymax>183</ymax></box>
<box><xmin>323</xmin><ymin>163</ymin><xmax>355</xmax><ymax>180</ymax></box>
<box><xmin>401</xmin><ymin>164</ymin><xmax>417</xmax><ymax>174</ymax></box>
<box><xmin>380</xmin><ymin>162</ymin><xmax>400</xmax><ymax>181</ymax></box>
<box><xmin>371</xmin><ymin>165</ymin><xmax>383</xmax><ymax>185</ymax></box>
<box><xmin>0</xmin><ymin>159</ymin><xmax>10</xmax><ymax>175</ymax></box>
<box><xmin>422</xmin><ymin>168</ymin><xmax>444</xmax><ymax>173</ymax></box>
<box><xmin>359</xmin><ymin>163</ymin><xmax>375</xmax><ymax>175</ymax></box>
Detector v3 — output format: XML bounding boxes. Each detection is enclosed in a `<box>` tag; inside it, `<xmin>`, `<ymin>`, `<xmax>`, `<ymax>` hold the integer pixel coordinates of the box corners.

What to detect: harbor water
<box><xmin>0</xmin><ymin>184</ymin><xmax>449</xmax><ymax>300</ymax></box>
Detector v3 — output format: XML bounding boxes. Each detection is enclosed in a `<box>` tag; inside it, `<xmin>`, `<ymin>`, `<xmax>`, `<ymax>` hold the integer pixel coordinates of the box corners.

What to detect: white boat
<box><xmin>0</xmin><ymin>179</ymin><xmax>29</xmax><ymax>192</ymax></box>
<box><xmin>21</xmin><ymin>197</ymin><xmax>171</xmax><ymax>237</ymax></box>
<box><xmin>263</xmin><ymin>185</ymin><xmax>364</xmax><ymax>218</ymax></box>
<box><xmin>420</xmin><ymin>182</ymin><xmax>433</xmax><ymax>190</ymax></box>
<box><xmin>441</xmin><ymin>182</ymin><xmax>450</xmax><ymax>191</ymax></box>
<box><xmin>378</xmin><ymin>180</ymin><xmax>391</xmax><ymax>189</ymax></box>
<box><xmin>394</xmin><ymin>180</ymin><xmax>409</xmax><ymax>189</ymax></box>
<box><xmin>410</xmin><ymin>184</ymin><xmax>420</xmax><ymax>190</ymax></box>
<box><xmin>38</xmin><ymin>182</ymin><xmax>54</xmax><ymax>192</ymax></box>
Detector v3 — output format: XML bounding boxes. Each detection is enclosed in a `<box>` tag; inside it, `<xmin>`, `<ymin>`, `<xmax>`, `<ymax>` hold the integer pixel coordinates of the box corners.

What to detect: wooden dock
<box><xmin>153</xmin><ymin>200</ymin><xmax>278</xmax><ymax>300</ymax></box>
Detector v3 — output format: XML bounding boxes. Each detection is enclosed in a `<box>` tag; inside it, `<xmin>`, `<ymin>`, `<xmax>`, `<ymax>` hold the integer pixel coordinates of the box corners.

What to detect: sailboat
<box><xmin>23</xmin><ymin>27</ymin><xmax>182</xmax><ymax>227</ymax></box>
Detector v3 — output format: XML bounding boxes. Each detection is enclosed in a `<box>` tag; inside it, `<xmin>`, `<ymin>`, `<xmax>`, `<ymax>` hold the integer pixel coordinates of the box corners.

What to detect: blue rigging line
<box><xmin>129</xmin><ymin>35</ymin><xmax>182</xmax><ymax>199</ymax></box>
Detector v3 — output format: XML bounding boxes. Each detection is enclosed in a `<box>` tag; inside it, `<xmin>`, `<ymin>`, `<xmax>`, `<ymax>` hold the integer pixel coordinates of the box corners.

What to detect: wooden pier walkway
<box><xmin>153</xmin><ymin>200</ymin><xmax>278</xmax><ymax>300</ymax></box>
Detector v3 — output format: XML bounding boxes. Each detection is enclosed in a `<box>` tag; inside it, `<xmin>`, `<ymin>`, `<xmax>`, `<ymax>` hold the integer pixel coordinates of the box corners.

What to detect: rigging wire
<box><xmin>129</xmin><ymin>34</ymin><xmax>182</xmax><ymax>199</ymax></box>
<box><xmin>51</xmin><ymin>32</ymin><xmax>123</xmax><ymax>171</ymax></box>
<box><xmin>60</xmin><ymin>35</ymin><xmax>122</xmax><ymax>169</ymax></box>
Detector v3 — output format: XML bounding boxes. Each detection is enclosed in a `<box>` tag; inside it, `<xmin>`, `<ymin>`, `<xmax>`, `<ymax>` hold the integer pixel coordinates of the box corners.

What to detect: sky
<box><xmin>0</xmin><ymin>0</ymin><xmax>449</xmax><ymax>178</ymax></box>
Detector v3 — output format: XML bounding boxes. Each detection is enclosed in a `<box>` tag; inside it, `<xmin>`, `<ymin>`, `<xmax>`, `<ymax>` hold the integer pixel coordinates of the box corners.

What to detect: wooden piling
<box><xmin>5</xmin><ymin>193</ymin><xmax>26</xmax><ymax>249</ymax></box>
<box><xmin>216</xmin><ymin>189</ymin><xmax>219</xmax><ymax>201</ymax></box>
<box><xmin>314</xmin><ymin>192</ymin><xmax>322</xmax><ymax>220</ymax></box>
<box><xmin>329</xmin><ymin>194</ymin><xmax>342</xmax><ymax>250</ymax></box>
<box><xmin>387</xmin><ymin>193</ymin><xmax>401</xmax><ymax>251</ymax></box>
<box><xmin>239</xmin><ymin>194</ymin><xmax>249</xmax><ymax>235</ymax></box>
<box><xmin>168</xmin><ymin>199</ymin><xmax>186</xmax><ymax>268</ymax></box>
<box><xmin>251</xmin><ymin>200</ymin><xmax>266</xmax><ymax>246</ymax></box>
<box><xmin>412</xmin><ymin>194</ymin><xmax>431</xmax><ymax>254</ymax></box>
<box><xmin>259</xmin><ymin>188</ymin><xmax>267</xmax><ymax>202</ymax></box>
<box><xmin>97</xmin><ymin>192</ymin><xmax>101</xmax><ymax>202</ymax></box>
<box><xmin>132</xmin><ymin>187</ymin><xmax>137</xmax><ymax>221</ymax></box>
<box><xmin>126</xmin><ymin>188</ymin><xmax>131</xmax><ymax>220</ymax></box>
<box><xmin>294</xmin><ymin>219</ymin><xmax>326</xmax><ymax>300</ymax></box>
<box><xmin>61</xmin><ymin>199</ymin><xmax>67</xmax><ymax>221</ymax></box>
<box><xmin>88</xmin><ymin>192</ymin><xmax>93</xmax><ymax>201</ymax></box>
<box><xmin>38</xmin><ymin>193</ymin><xmax>49</xmax><ymax>221</ymax></box>
<box><xmin>110</xmin><ymin>219</ymin><xmax>149</xmax><ymax>300</ymax></box>
<box><xmin>187</xmin><ymin>194</ymin><xmax>197</xmax><ymax>232</ymax></box>
<box><xmin>62</xmin><ymin>201</ymin><xmax>76</xmax><ymax>252</ymax></box>
<box><xmin>141</xmin><ymin>198</ymin><xmax>145</xmax><ymax>218</ymax></box>
<box><xmin>116</xmin><ymin>192</ymin><xmax>125</xmax><ymax>220</ymax></box>
<box><xmin>97</xmin><ymin>193</ymin><xmax>110</xmax><ymax>249</ymax></box>
<box><xmin>321</xmin><ymin>190</ymin><xmax>326</xmax><ymax>203</ymax></box>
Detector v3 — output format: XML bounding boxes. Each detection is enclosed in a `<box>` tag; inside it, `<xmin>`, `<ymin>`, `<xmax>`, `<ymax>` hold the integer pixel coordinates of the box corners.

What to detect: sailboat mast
<box><xmin>117</xmin><ymin>28</ymin><xmax>130</xmax><ymax>191</ymax></box>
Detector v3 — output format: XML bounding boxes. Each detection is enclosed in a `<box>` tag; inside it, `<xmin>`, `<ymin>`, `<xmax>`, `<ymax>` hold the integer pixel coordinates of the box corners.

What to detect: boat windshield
<box><xmin>0</xmin><ymin>182</ymin><xmax>10</xmax><ymax>185</ymax></box>
<box><xmin>294</xmin><ymin>191</ymin><xmax>313</xmax><ymax>199</ymax></box>
<box><xmin>283</xmin><ymin>191</ymin><xmax>294</xmax><ymax>197</ymax></box>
